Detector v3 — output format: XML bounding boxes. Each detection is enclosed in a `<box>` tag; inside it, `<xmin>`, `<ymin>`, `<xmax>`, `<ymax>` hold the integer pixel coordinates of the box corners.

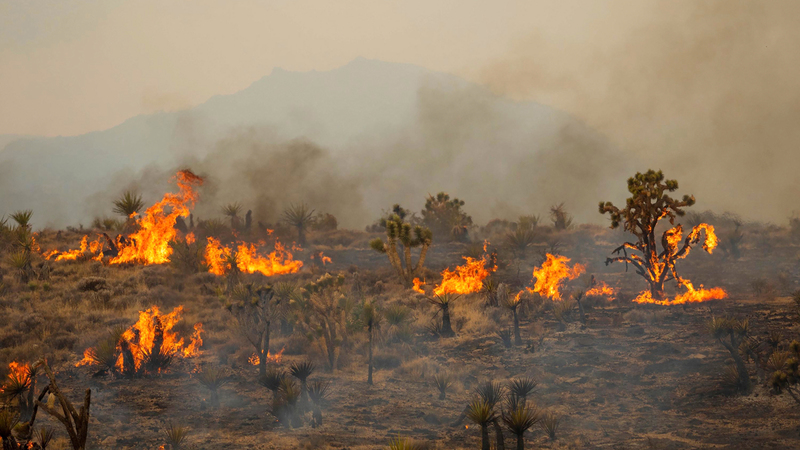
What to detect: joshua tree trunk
<box><xmin>441</xmin><ymin>303</ymin><xmax>454</xmax><ymax>337</ymax></box>
<box><xmin>576</xmin><ymin>298</ymin><xmax>586</xmax><ymax>325</ymax></box>
<box><xmin>512</xmin><ymin>308</ymin><xmax>521</xmax><ymax>346</ymax></box>
<box><xmin>480</xmin><ymin>423</ymin><xmax>490</xmax><ymax>450</ymax></box>
<box><xmin>493</xmin><ymin>419</ymin><xmax>505</xmax><ymax>450</ymax></box>
<box><xmin>298</xmin><ymin>226</ymin><xmax>306</xmax><ymax>247</ymax></box>
<box><xmin>258</xmin><ymin>323</ymin><xmax>270</xmax><ymax>379</ymax></box>
<box><xmin>367</xmin><ymin>322</ymin><xmax>374</xmax><ymax>385</ymax></box>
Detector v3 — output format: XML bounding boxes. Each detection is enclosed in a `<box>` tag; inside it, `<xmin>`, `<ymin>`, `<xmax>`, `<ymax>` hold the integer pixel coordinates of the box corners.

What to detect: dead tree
<box><xmin>599</xmin><ymin>170</ymin><xmax>716</xmax><ymax>300</ymax></box>
<box><xmin>34</xmin><ymin>360</ymin><xmax>91</xmax><ymax>450</ymax></box>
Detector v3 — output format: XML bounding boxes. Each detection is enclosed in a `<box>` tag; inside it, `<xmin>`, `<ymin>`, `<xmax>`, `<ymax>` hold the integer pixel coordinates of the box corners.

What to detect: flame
<box><xmin>110</xmin><ymin>170</ymin><xmax>204</xmax><ymax>265</ymax></box>
<box><xmin>77</xmin><ymin>306</ymin><xmax>203</xmax><ymax>373</ymax></box>
<box><xmin>311</xmin><ymin>251</ymin><xmax>332</xmax><ymax>265</ymax></box>
<box><xmin>185</xmin><ymin>232</ymin><xmax>196</xmax><ymax>245</ymax></box>
<box><xmin>529</xmin><ymin>254</ymin><xmax>585</xmax><ymax>301</ymax></box>
<box><xmin>204</xmin><ymin>237</ymin><xmax>304</xmax><ymax>277</ymax></box>
<box><xmin>633</xmin><ymin>283</ymin><xmax>727</xmax><ymax>306</ymax></box>
<box><xmin>586</xmin><ymin>281</ymin><xmax>616</xmax><ymax>299</ymax></box>
<box><xmin>688</xmin><ymin>223</ymin><xmax>718</xmax><ymax>252</ymax></box>
<box><xmin>1</xmin><ymin>361</ymin><xmax>31</xmax><ymax>393</ymax></box>
<box><xmin>249</xmin><ymin>347</ymin><xmax>285</xmax><ymax>365</ymax></box>
<box><xmin>45</xmin><ymin>235</ymin><xmax>104</xmax><ymax>261</ymax></box>
<box><xmin>425</xmin><ymin>256</ymin><xmax>493</xmax><ymax>296</ymax></box>
<box><xmin>412</xmin><ymin>278</ymin><xmax>426</xmax><ymax>294</ymax></box>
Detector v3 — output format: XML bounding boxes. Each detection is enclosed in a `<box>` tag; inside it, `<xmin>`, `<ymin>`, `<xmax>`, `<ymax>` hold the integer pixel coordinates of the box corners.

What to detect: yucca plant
<box><xmin>307</xmin><ymin>380</ymin><xmax>330</xmax><ymax>427</ymax></box>
<box><xmin>476</xmin><ymin>380</ymin><xmax>505</xmax><ymax>408</ymax></box>
<box><xmin>433</xmin><ymin>372</ymin><xmax>453</xmax><ymax>400</ymax></box>
<box><xmin>363</xmin><ymin>301</ymin><xmax>381</xmax><ymax>385</ymax></box>
<box><xmin>466</xmin><ymin>397</ymin><xmax>496</xmax><ymax>450</ymax></box>
<box><xmin>282</xmin><ymin>203</ymin><xmax>315</xmax><ymax>247</ymax></box>
<box><xmin>502</xmin><ymin>288</ymin><xmax>524</xmax><ymax>345</ymax></box>
<box><xmin>259</xmin><ymin>367</ymin><xmax>287</xmax><ymax>401</ymax></box>
<box><xmin>539</xmin><ymin>410</ymin><xmax>560</xmax><ymax>440</ymax></box>
<box><xmin>289</xmin><ymin>361</ymin><xmax>315</xmax><ymax>402</ymax></box>
<box><xmin>9</xmin><ymin>249</ymin><xmax>32</xmax><ymax>283</ymax></box>
<box><xmin>163</xmin><ymin>422</ymin><xmax>189</xmax><ymax>449</ymax></box>
<box><xmin>221</xmin><ymin>202</ymin><xmax>243</xmax><ymax>230</ymax></box>
<box><xmin>113</xmin><ymin>191</ymin><xmax>145</xmax><ymax>218</ymax></box>
<box><xmin>275</xmin><ymin>377</ymin><xmax>302</xmax><ymax>428</ymax></box>
<box><xmin>508</xmin><ymin>378</ymin><xmax>538</xmax><ymax>402</ymax></box>
<box><xmin>505</xmin><ymin>227</ymin><xmax>537</xmax><ymax>259</ymax></box>
<box><xmin>384</xmin><ymin>303</ymin><xmax>410</xmax><ymax>327</ymax></box>
<box><xmin>35</xmin><ymin>426</ymin><xmax>56</xmax><ymax>449</ymax></box>
<box><xmin>428</xmin><ymin>293</ymin><xmax>459</xmax><ymax>337</ymax></box>
<box><xmin>84</xmin><ymin>327</ymin><xmax>125</xmax><ymax>373</ymax></box>
<box><xmin>496</xmin><ymin>328</ymin><xmax>513</xmax><ymax>348</ymax></box>
<box><xmin>502</xmin><ymin>402</ymin><xmax>541</xmax><ymax>450</ymax></box>
<box><xmin>10</xmin><ymin>210</ymin><xmax>33</xmax><ymax>229</ymax></box>
<box><xmin>708</xmin><ymin>316</ymin><xmax>751</xmax><ymax>392</ymax></box>
<box><xmin>197</xmin><ymin>365</ymin><xmax>229</xmax><ymax>408</ymax></box>
<box><xmin>0</xmin><ymin>409</ymin><xmax>20</xmax><ymax>442</ymax></box>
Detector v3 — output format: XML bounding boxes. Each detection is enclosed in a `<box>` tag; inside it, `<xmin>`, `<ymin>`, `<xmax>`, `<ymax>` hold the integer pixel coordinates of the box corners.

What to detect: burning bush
<box><xmin>77</xmin><ymin>306</ymin><xmax>203</xmax><ymax>376</ymax></box>
<box><xmin>600</xmin><ymin>170</ymin><xmax>727</xmax><ymax>305</ymax></box>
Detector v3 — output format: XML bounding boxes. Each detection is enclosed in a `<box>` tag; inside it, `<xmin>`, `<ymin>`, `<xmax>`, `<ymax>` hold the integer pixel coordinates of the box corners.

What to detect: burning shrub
<box><xmin>600</xmin><ymin>170</ymin><xmax>726</xmax><ymax>305</ymax></box>
<box><xmin>370</xmin><ymin>214</ymin><xmax>432</xmax><ymax>287</ymax></box>
<box><xmin>77</xmin><ymin>306</ymin><xmax>203</xmax><ymax>376</ymax></box>
<box><xmin>421</xmin><ymin>192</ymin><xmax>473</xmax><ymax>242</ymax></box>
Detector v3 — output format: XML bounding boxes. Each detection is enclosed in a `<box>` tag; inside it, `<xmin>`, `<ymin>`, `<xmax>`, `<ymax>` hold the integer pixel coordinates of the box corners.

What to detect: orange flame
<box><xmin>586</xmin><ymin>281</ymin><xmax>616</xmax><ymax>299</ymax></box>
<box><xmin>529</xmin><ymin>254</ymin><xmax>585</xmax><ymax>301</ymax></box>
<box><xmin>110</xmin><ymin>170</ymin><xmax>204</xmax><ymax>265</ymax></box>
<box><xmin>45</xmin><ymin>235</ymin><xmax>104</xmax><ymax>261</ymax></box>
<box><xmin>1</xmin><ymin>361</ymin><xmax>31</xmax><ymax>393</ymax></box>
<box><xmin>185</xmin><ymin>232</ymin><xmax>196</xmax><ymax>245</ymax></box>
<box><xmin>77</xmin><ymin>306</ymin><xmax>203</xmax><ymax>372</ymax></box>
<box><xmin>412</xmin><ymin>278</ymin><xmax>426</xmax><ymax>294</ymax></box>
<box><xmin>249</xmin><ymin>347</ymin><xmax>285</xmax><ymax>365</ymax></box>
<box><xmin>414</xmin><ymin>256</ymin><xmax>493</xmax><ymax>297</ymax></box>
<box><xmin>311</xmin><ymin>251</ymin><xmax>332</xmax><ymax>265</ymax></box>
<box><xmin>204</xmin><ymin>237</ymin><xmax>303</xmax><ymax>277</ymax></box>
<box><xmin>633</xmin><ymin>283</ymin><xmax>727</xmax><ymax>306</ymax></box>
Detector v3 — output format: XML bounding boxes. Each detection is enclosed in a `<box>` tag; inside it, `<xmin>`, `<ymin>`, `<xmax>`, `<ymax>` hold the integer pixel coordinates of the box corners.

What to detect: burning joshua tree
<box><xmin>599</xmin><ymin>170</ymin><xmax>726</xmax><ymax>305</ymax></box>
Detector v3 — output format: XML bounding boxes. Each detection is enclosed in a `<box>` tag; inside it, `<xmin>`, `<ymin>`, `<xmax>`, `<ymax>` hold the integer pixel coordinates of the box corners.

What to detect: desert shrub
<box><xmin>311</xmin><ymin>212</ymin><xmax>338</xmax><ymax>232</ymax></box>
<box><xmin>539</xmin><ymin>410</ymin><xmax>561</xmax><ymax>440</ymax></box>
<box><xmin>197</xmin><ymin>365</ymin><xmax>229</xmax><ymax>408</ymax></box>
<box><xmin>751</xmin><ymin>278</ymin><xmax>776</xmax><ymax>300</ymax></box>
<box><xmin>163</xmin><ymin>423</ymin><xmax>189</xmax><ymax>449</ymax></box>
<box><xmin>433</xmin><ymin>372</ymin><xmax>453</xmax><ymax>400</ymax></box>
<box><xmin>225</xmin><ymin>283</ymin><xmax>282</xmax><ymax>378</ymax></box>
<box><xmin>708</xmin><ymin>316</ymin><xmax>751</xmax><ymax>393</ymax></box>
<box><xmin>550</xmin><ymin>203</ymin><xmax>573</xmax><ymax>230</ymax></box>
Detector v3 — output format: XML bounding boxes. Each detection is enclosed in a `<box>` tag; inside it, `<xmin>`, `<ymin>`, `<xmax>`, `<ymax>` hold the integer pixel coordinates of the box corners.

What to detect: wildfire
<box><xmin>249</xmin><ymin>348</ymin><xmax>285</xmax><ymax>365</ymax></box>
<box><xmin>633</xmin><ymin>282</ymin><xmax>727</xmax><ymax>306</ymax></box>
<box><xmin>110</xmin><ymin>170</ymin><xmax>204</xmax><ymax>265</ymax></box>
<box><xmin>311</xmin><ymin>251</ymin><xmax>332</xmax><ymax>265</ymax></box>
<box><xmin>530</xmin><ymin>254</ymin><xmax>585</xmax><ymax>301</ymax></box>
<box><xmin>204</xmin><ymin>237</ymin><xmax>303</xmax><ymax>277</ymax></box>
<box><xmin>586</xmin><ymin>281</ymin><xmax>616</xmax><ymax>298</ymax></box>
<box><xmin>44</xmin><ymin>235</ymin><xmax>104</xmax><ymax>261</ymax></box>
<box><xmin>1</xmin><ymin>361</ymin><xmax>31</xmax><ymax>393</ymax></box>
<box><xmin>413</xmin><ymin>255</ymin><xmax>493</xmax><ymax>297</ymax></box>
<box><xmin>77</xmin><ymin>306</ymin><xmax>203</xmax><ymax>373</ymax></box>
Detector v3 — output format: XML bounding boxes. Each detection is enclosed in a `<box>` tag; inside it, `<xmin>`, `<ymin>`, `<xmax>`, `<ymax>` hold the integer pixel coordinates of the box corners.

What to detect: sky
<box><xmin>2</xmin><ymin>0</ymin><xmax>799</xmax><ymax>221</ymax></box>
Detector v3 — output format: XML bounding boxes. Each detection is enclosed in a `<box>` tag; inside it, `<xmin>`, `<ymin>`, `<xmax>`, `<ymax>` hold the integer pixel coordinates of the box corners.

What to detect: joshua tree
<box><xmin>289</xmin><ymin>361</ymin><xmax>314</xmax><ymax>403</ymax></box>
<box><xmin>433</xmin><ymin>373</ymin><xmax>453</xmax><ymax>400</ymax></box>
<box><xmin>422</xmin><ymin>192</ymin><xmax>473</xmax><ymax>241</ymax></box>
<box><xmin>112</xmin><ymin>191</ymin><xmax>144</xmax><ymax>219</ymax></box>
<box><xmin>549</xmin><ymin>203</ymin><xmax>573</xmax><ymax>230</ymax></box>
<box><xmin>221</xmin><ymin>202</ymin><xmax>243</xmax><ymax>230</ymax></box>
<box><xmin>502</xmin><ymin>401</ymin><xmax>541</xmax><ymax>450</ymax></box>
<box><xmin>226</xmin><ymin>284</ymin><xmax>282</xmax><ymax>378</ymax></box>
<box><xmin>34</xmin><ymin>360</ymin><xmax>91</xmax><ymax>450</ymax></box>
<box><xmin>302</xmin><ymin>273</ymin><xmax>350</xmax><ymax>371</ymax></box>
<box><xmin>466</xmin><ymin>397</ymin><xmax>496</xmax><ymax>450</ymax></box>
<box><xmin>197</xmin><ymin>365</ymin><xmax>229</xmax><ymax>408</ymax></box>
<box><xmin>599</xmin><ymin>170</ymin><xmax>717</xmax><ymax>301</ymax></box>
<box><xmin>282</xmin><ymin>203</ymin><xmax>315</xmax><ymax>247</ymax></box>
<box><xmin>370</xmin><ymin>214</ymin><xmax>432</xmax><ymax>287</ymax></box>
<box><xmin>708</xmin><ymin>316</ymin><xmax>751</xmax><ymax>393</ymax></box>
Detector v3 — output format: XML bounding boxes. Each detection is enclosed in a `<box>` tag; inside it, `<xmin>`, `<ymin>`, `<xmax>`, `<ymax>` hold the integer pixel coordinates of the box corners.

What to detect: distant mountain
<box><xmin>0</xmin><ymin>58</ymin><xmax>633</xmax><ymax>228</ymax></box>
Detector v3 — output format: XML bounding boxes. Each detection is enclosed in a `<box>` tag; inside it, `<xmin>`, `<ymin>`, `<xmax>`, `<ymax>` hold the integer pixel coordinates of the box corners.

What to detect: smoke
<box><xmin>477</xmin><ymin>0</ymin><xmax>800</xmax><ymax>223</ymax></box>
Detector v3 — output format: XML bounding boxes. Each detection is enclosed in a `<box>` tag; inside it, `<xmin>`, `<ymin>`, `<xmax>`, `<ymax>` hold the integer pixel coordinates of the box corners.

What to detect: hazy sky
<box><xmin>1</xmin><ymin>0</ymin><xmax>655</xmax><ymax>137</ymax></box>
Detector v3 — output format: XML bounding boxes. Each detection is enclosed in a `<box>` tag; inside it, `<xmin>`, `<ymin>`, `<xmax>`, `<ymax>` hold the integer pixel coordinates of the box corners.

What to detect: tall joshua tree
<box><xmin>370</xmin><ymin>214</ymin><xmax>432</xmax><ymax>287</ymax></box>
<box><xmin>599</xmin><ymin>170</ymin><xmax>717</xmax><ymax>301</ymax></box>
<box><xmin>282</xmin><ymin>203</ymin><xmax>315</xmax><ymax>247</ymax></box>
<box><xmin>226</xmin><ymin>284</ymin><xmax>282</xmax><ymax>378</ymax></box>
